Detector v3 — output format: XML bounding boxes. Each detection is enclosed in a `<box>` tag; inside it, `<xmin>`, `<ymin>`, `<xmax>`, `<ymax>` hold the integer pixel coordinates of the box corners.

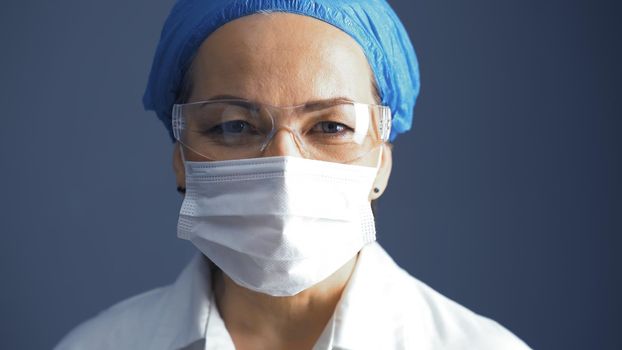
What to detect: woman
<box><xmin>56</xmin><ymin>1</ymin><xmax>529</xmax><ymax>349</ymax></box>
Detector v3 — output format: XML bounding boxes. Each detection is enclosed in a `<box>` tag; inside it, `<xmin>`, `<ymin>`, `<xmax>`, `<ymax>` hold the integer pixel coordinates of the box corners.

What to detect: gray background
<box><xmin>1</xmin><ymin>0</ymin><xmax>620</xmax><ymax>349</ymax></box>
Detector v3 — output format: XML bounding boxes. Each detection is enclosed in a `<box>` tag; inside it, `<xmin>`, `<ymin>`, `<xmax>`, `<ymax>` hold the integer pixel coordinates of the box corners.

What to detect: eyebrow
<box><xmin>204</xmin><ymin>94</ymin><xmax>355</xmax><ymax>110</ymax></box>
<box><xmin>304</xmin><ymin>97</ymin><xmax>355</xmax><ymax>111</ymax></box>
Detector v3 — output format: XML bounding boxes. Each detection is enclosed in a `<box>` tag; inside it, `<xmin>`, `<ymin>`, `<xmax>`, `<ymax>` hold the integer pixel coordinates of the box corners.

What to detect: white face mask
<box><xmin>177</xmin><ymin>155</ymin><xmax>379</xmax><ymax>296</ymax></box>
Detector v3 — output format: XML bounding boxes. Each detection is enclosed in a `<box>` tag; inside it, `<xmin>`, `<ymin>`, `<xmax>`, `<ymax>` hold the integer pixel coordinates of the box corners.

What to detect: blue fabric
<box><xmin>143</xmin><ymin>0</ymin><xmax>420</xmax><ymax>141</ymax></box>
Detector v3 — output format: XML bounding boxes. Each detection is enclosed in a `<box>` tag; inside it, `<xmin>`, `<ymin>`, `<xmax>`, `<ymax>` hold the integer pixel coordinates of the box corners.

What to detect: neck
<box><xmin>212</xmin><ymin>255</ymin><xmax>358</xmax><ymax>350</ymax></box>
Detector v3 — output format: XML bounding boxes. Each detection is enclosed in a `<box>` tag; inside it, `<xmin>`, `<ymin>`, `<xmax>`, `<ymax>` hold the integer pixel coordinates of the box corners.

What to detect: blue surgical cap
<box><xmin>143</xmin><ymin>0</ymin><xmax>420</xmax><ymax>141</ymax></box>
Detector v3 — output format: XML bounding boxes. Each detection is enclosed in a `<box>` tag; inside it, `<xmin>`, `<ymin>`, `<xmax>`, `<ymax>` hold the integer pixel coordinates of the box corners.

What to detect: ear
<box><xmin>370</xmin><ymin>143</ymin><xmax>393</xmax><ymax>200</ymax></box>
<box><xmin>173</xmin><ymin>142</ymin><xmax>186</xmax><ymax>192</ymax></box>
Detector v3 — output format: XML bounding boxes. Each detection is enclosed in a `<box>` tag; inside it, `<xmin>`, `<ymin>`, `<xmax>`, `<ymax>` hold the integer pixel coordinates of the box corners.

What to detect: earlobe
<box><xmin>173</xmin><ymin>142</ymin><xmax>186</xmax><ymax>193</ymax></box>
<box><xmin>370</xmin><ymin>143</ymin><xmax>393</xmax><ymax>200</ymax></box>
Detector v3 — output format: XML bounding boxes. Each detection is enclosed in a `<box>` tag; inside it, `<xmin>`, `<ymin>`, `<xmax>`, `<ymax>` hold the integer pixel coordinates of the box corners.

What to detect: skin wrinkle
<box><xmin>177</xmin><ymin>14</ymin><xmax>381</xmax><ymax>106</ymax></box>
<box><xmin>172</xmin><ymin>13</ymin><xmax>393</xmax><ymax>350</ymax></box>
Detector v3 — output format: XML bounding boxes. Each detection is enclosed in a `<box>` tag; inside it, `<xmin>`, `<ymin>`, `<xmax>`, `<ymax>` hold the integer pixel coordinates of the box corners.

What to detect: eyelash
<box><xmin>207</xmin><ymin>120</ymin><xmax>257</xmax><ymax>134</ymax></box>
<box><xmin>310</xmin><ymin>121</ymin><xmax>351</xmax><ymax>135</ymax></box>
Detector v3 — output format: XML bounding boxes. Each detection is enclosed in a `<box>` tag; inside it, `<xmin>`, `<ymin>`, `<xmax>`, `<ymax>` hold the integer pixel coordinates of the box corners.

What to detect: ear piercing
<box><xmin>177</xmin><ymin>186</ymin><xmax>186</xmax><ymax>194</ymax></box>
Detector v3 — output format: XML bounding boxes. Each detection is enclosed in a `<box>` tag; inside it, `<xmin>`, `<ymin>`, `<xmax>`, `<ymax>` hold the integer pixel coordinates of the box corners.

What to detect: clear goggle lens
<box><xmin>172</xmin><ymin>99</ymin><xmax>391</xmax><ymax>163</ymax></box>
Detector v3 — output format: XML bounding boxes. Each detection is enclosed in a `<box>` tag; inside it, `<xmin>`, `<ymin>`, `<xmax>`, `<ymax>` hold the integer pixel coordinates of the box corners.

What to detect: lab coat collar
<box><xmin>150</xmin><ymin>242</ymin><xmax>423</xmax><ymax>350</ymax></box>
<box><xmin>149</xmin><ymin>254</ymin><xmax>212</xmax><ymax>350</ymax></box>
<box><xmin>330</xmin><ymin>243</ymin><xmax>428</xmax><ymax>349</ymax></box>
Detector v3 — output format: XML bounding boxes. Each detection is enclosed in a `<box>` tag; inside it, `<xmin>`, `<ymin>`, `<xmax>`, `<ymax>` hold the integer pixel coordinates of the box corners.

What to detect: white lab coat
<box><xmin>55</xmin><ymin>242</ymin><xmax>530</xmax><ymax>349</ymax></box>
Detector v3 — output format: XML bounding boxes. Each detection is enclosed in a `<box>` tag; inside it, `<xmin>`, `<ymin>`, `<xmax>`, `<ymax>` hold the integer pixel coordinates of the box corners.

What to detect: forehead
<box><xmin>187</xmin><ymin>13</ymin><xmax>376</xmax><ymax>106</ymax></box>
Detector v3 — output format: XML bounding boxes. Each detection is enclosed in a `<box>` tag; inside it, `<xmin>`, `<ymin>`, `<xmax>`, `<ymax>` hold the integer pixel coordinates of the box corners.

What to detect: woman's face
<box><xmin>174</xmin><ymin>13</ymin><xmax>392</xmax><ymax>198</ymax></box>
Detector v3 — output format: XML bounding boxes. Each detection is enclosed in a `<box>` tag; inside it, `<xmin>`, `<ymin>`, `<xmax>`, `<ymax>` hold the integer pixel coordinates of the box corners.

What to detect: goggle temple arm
<box><xmin>379</xmin><ymin>107</ymin><xmax>392</xmax><ymax>142</ymax></box>
<box><xmin>171</xmin><ymin>104</ymin><xmax>185</xmax><ymax>141</ymax></box>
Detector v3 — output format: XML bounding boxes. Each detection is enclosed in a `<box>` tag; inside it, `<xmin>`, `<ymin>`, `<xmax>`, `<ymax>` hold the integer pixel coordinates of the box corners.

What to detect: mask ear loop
<box><xmin>374</xmin><ymin>143</ymin><xmax>384</xmax><ymax>170</ymax></box>
<box><xmin>179</xmin><ymin>142</ymin><xmax>187</xmax><ymax>163</ymax></box>
<box><xmin>371</xmin><ymin>144</ymin><xmax>384</xmax><ymax>195</ymax></box>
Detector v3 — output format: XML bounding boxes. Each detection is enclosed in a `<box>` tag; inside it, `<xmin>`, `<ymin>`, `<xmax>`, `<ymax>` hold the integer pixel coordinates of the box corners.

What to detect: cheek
<box><xmin>350</xmin><ymin>146</ymin><xmax>383</xmax><ymax>167</ymax></box>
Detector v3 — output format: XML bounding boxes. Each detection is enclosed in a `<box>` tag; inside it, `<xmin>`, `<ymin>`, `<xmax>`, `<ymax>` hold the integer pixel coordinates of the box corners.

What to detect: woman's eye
<box><xmin>312</xmin><ymin>121</ymin><xmax>350</xmax><ymax>134</ymax></box>
<box><xmin>210</xmin><ymin>120</ymin><xmax>254</xmax><ymax>134</ymax></box>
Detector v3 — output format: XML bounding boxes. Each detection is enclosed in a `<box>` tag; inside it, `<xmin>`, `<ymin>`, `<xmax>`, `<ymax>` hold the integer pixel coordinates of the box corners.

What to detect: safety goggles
<box><xmin>172</xmin><ymin>98</ymin><xmax>391</xmax><ymax>163</ymax></box>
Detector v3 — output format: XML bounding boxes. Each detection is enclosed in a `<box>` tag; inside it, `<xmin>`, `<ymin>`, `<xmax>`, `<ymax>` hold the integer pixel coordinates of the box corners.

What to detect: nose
<box><xmin>262</xmin><ymin>128</ymin><xmax>305</xmax><ymax>158</ymax></box>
